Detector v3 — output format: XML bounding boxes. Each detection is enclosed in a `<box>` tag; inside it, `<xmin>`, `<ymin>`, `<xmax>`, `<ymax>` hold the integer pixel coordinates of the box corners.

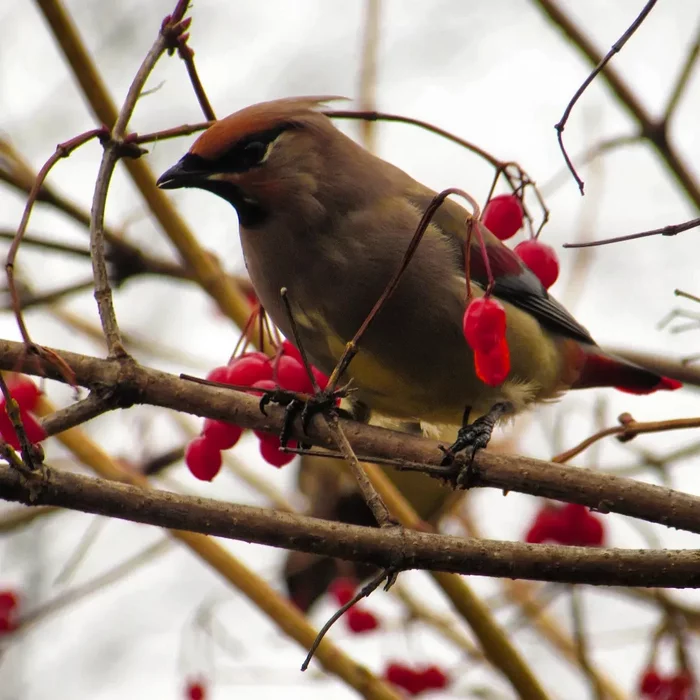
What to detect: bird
<box><xmin>157</xmin><ymin>96</ymin><xmax>681</xmax><ymax>606</ymax></box>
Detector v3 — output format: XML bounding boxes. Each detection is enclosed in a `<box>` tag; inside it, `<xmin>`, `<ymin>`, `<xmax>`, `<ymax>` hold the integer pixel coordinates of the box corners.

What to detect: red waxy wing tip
<box><xmin>615</xmin><ymin>375</ymin><xmax>682</xmax><ymax>395</ymax></box>
<box><xmin>657</xmin><ymin>376</ymin><xmax>683</xmax><ymax>391</ymax></box>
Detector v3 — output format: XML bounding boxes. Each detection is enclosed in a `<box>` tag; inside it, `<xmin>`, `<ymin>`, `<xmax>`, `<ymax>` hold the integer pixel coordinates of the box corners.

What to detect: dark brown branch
<box><xmin>533</xmin><ymin>0</ymin><xmax>700</xmax><ymax>210</ymax></box>
<box><xmin>2</xmin><ymin>463</ymin><xmax>700</xmax><ymax>588</ymax></box>
<box><xmin>563</xmin><ymin>217</ymin><xmax>700</xmax><ymax>249</ymax></box>
<box><xmin>552</xmin><ymin>0</ymin><xmax>658</xmax><ymax>194</ymax></box>
<box><xmin>3</xmin><ymin>338</ymin><xmax>700</xmax><ymax>537</ymax></box>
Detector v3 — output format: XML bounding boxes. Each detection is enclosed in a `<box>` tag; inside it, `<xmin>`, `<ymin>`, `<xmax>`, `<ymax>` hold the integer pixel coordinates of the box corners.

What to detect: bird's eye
<box><xmin>242</xmin><ymin>140</ymin><xmax>268</xmax><ymax>166</ymax></box>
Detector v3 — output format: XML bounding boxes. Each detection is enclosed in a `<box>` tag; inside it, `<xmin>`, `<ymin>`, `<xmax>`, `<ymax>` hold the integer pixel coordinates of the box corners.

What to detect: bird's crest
<box><xmin>190</xmin><ymin>96</ymin><xmax>348</xmax><ymax>160</ymax></box>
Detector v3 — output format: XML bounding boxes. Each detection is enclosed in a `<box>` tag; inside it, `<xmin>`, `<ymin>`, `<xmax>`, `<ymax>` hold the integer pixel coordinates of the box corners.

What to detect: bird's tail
<box><xmin>571</xmin><ymin>346</ymin><xmax>682</xmax><ymax>395</ymax></box>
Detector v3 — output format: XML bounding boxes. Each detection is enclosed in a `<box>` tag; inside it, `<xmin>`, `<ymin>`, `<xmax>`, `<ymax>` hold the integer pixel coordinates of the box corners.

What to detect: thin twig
<box><xmin>39</xmin><ymin>392</ymin><xmax>117</xmax><ymax>437</ymax></box>
<box><xmin>553</xmin><ymin>0</ymin><xmax>658</xmax><ymax>194</ymax></box>
<box><xmin>662</xmin><ymin>21</ymin><xmax>700</xmax><ymax>125</ymax></box>
<box><xmin>563</xmin><ymin>216</ymin><xmax>700</xmax><ymax>249</ymax></box>
<box><xmin>89</xmin><ymin>2</ymin><xmax>191</xmax><ymax>357</ymax></box>
<box><xmin>6</xmin><ymin>129</ymin><xmax>106</xmax><ymax>347</ymax></box>
<box><xmin>326</xmin><ymin>188</ymin><xmax>478</xmax><ymax>391</ymax></box>
<box><xmin>301</xmin><ymin>568</ymin><xmax>394</xmax><ymax>671</ymax></box>
<box><xmin>533</xmin><ymin>0</ymin><xmax>700</xmax><ymax>210</ymax></box>
<box><xmin>325</xmin><ymin>413</ymin><xmax>394</xmax><ymax>528</ymax></box>
<box><xmin>552</xmin><ymin>413</ymin><xmax>700</xmax><ymax>464</ymax></box>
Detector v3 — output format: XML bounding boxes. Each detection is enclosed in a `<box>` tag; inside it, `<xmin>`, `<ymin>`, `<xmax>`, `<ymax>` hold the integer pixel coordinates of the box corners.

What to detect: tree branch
<box><xmin>2</xmin><ymin>337</ymin><xmax>700</xmax><ymax>537</ymax></box>
<box><xmin>2</xmin><ymin>463</ymin><xmax>700</xmax><ymax>588</ymax></box>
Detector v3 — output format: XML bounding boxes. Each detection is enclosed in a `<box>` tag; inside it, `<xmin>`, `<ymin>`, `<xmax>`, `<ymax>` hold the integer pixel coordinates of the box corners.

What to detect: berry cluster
<box><xmin>184</xmin><ymin>679</ymin><xmax>207</xmax><ymax>700</ymax></box>
<box><xmin>525</xmin><ymin>503</ymin><xmax>605</xmax><ymax>547</ymax></box>
<box><xmin>482</xmin><ymin>194</ymin><xmax>560</xmax><ymax>290</ymax></box>
<box><xmin>0</xmin><ymin>590</ymin><xmax>20</xmax><ymax>634</ymax></box>
<box><xmin>639</xmin><ymin>667</ymin><xmax>693</xmax><ymax>699</ymax></box>
<box><xmin>0</xmin><ymin>375</ymin><xmax>46</xmax><ymax>449</ymax></box>
<box><xmin>329</xmin><ymin>578</ymin><xmax>380</xmax><ymax>634</ymax></box>
<box><xmin>384</xmin><ymin>662</ymin><xmax>449</xmax><ymax>696</ymax></box>
<box><xmin>462</xmin><ymin>297</ymin><xmax>510</xmax><ymax>387</ymax></box>
<box><xmin>185</xmin><ymin>341</ymin><xmax>330</xmax><ymax>480</ymax></box>
<box><xmin>463</xmin><ymin>194</ymin><xmax>562</xmax><ymax>388</ymax></box>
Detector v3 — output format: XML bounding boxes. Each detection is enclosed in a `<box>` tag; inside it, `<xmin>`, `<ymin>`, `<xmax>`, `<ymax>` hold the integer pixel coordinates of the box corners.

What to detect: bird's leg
<box><xmin>258</xmin><ymin>385</ymin><xmax>350</xmax><ymax>448</ymax></box>
<box><xmin>439</xmin><ymin>401</ymin><xmax>514</xmax><ymax>488</ymax></box>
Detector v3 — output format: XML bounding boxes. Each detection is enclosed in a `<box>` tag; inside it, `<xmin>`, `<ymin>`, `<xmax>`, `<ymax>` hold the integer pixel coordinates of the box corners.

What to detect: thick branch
<box><xmin>2</xmin><ymin>338</ymin><xmax>700</xmax><ymax>537</ymax></box>
<box><xmin>2</xmin><ymin>463</ymin><xmax>700</xmax><ymax>588</ymax></box>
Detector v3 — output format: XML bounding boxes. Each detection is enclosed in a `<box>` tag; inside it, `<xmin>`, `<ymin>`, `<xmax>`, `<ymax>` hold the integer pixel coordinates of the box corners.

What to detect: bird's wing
<box><xmin>407</xmin><ymin>189</ymin><xmax>595</xmax><ymax>345</ymax></box>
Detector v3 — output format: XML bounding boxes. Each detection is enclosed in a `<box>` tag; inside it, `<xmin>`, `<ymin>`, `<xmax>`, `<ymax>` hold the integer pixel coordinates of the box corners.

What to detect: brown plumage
<box><xmin>158</xmin><ymin>96</ymin><xmax>681</xmax><ymax>608</ymax></box>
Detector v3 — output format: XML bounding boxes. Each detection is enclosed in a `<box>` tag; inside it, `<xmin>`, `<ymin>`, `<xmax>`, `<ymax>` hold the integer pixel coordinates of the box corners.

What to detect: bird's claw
<box><xmin>257</xmin><ymin>386</ymin><xmax>348</xmax><ymax>447</ymax></box>
<box><xmin>439</xmin><ymin>401</ymin><xmax>513</xmax><ymax>488</ymax></box>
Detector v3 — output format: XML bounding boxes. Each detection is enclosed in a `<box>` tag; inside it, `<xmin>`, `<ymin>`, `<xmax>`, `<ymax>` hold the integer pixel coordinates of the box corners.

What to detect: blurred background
<box><xmin>1</xmin><ymin>1</ymin><xmax>699</xmax><ymax>697</ymax></box>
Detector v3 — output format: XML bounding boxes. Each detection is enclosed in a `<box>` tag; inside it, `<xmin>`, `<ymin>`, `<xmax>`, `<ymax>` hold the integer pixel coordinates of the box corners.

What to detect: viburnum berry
<box><xmin>0</xmin><ymin>590</ymin><xmax>19</xmax><ymax>635</ymax></box>
<box><xmin>482</xmin><ymin>194</ymin><xmax>524</xmax><ymax>241</ymax></box>
<box><xmin>275</xmin><ymin>355</ymin><xmax>314</xmax><ymax>393</ymax></box>
<box><xmin>5</xmin><ymin>375</ymin><xmax>41</xmax><ymax>412</ymax></box>
<box><xmin>185</xmin><ymin>436</ymin><xmax>222</xmax><ymax>481</ymax></box>
<box><xmin>560</xmin><ymin>503</ymin><xmax>605</xmax><ymax>546</ymax></box>
<box><xmin>184</xmin><ymin>679</ymin><xmax>207</xmax><ymax>700</ymax></box>
<box><xmin>258</xmin><ymin>433</ymin><xmax>296</xmax><ymax>468</ymax></box>
<box><xmin>329</xmin><ymin>577</ymin><xmax>357</xmax><ymax>606</ymax></box>
<box><xmin>202</xmin><ymin>418</ymin><xmax>243</xmax><ymax>451</ymax></box>
<box><xmin>0</xmin><ymin>410</ymin><xmax>47</xmax><ymax>450</ymax></box>
<box><xmin>281</xmin><ymin>339</ymin><xmax>303</xmax><ymax>364</ymax></box>
<box><xmin>227</xmin><ymin>354</ymin><xmax>273</xmax><ymax>386</ymax></box>
<box><xmin>474</xmin><ymin>336</ymin><xmax>510</xmax><ymax>387</ymax></box>
<box><xmin>639</xmin><ymin>668</ymin><xmax>664</xmax><ymax>696</ymax></box>
<box><xmin>514</xmin><ymin>240</ymin><xmax>560</xmax><ymax>290</ymax></box>
<box><xmin>385</xmin><ymin>663</ymin><xmax>425</xmax><ymax>696</ymax></box>
<box><xmin>525</xmin><ymin>503</ymin><xmax>606</xmax><ymax>547</ymax></box>
<box><xmin>463</xmin><ymin>297</ymin><xmax>507</xmax><ymax>353</ymax></box>
<box><xmin>420</xmin><ymin>665</ymin><xmax>449</xmax><ymax>690</ymax></box>
<box><xmin>205</xmin><ymin>365</ymin><xmax>233</xmax><ymax>385</ymax></box>
<box><xmin>669</xmin><ymin>671</ymin><xmax>693</xmax><ymax>699</ymax></box>
<box><xmin>346</xmin><ymin>608</ymin><xmax>379</xmax><ymax>634</ymax></box>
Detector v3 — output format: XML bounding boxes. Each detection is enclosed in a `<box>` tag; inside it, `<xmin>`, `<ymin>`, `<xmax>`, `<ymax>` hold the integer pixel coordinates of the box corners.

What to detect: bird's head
<box><xmin>156</xmin><ymin>96</ymin><xmax>350</xmax><ymax>228</ymax></box>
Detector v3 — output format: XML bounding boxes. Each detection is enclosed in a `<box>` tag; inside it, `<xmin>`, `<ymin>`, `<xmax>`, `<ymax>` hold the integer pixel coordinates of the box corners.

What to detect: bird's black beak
<box><xmin>156</xmin><ymin>156</ymin><xmax>211</xmax><ymax>190</ymax></box>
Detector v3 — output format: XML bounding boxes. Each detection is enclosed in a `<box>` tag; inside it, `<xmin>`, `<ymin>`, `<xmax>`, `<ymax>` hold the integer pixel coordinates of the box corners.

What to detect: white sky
<box><xmin>1</xmin><ymin>1</ymin><xmax>700</xmax><ymax>698</ymax></box>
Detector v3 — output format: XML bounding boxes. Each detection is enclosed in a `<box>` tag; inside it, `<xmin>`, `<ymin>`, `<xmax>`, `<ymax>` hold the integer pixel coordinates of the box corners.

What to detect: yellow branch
<box><xmin>34</xmin><ymin>0</ymin><xmax>251</xmax><ymax>330</ymax></box>
<box><xmin>34</xmin><ymin>396</ymin><xmax>401</xmax><ymax>700</ymax></box>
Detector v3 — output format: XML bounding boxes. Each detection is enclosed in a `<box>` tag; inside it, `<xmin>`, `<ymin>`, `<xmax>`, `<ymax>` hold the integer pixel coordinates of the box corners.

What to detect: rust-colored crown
<box><xmin>190</xmin><ymin>95</ymin><xmax>347</xmax><ymax>160</ymax></box>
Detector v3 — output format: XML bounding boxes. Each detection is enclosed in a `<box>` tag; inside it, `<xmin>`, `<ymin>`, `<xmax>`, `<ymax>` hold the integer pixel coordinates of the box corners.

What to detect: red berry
<box><xmin>560</xmin><ymin>504</ymin><xmax>606</xmax><ymax>546</ymax></box>
<box><xmin>385</xmin><ymin>663</ymin><xmax>426</xmax><ymax>696</ymax></box>
<box><xmin>21</xmin><ymin>412</ymin><xmax>47</xmax><ymax>444</ymax></box>
<box><xmin>275</xmin><ymin>355</ymin><xmax>314</xmax><ymax>393</ymax></box>
<box><xmin>205</xmin><ymin>365</ymin><xmax>232</xmax><ymax>385</ymax></box>
<box><xmin>514</xmin><ymin>240</ymin><xmax>559</xmax><ymax>289</ymax></box>
<box><xmin>0</xmin><ymin>410</ymin><xmax>47</xmax><ymax>449</ymax></box>
<box><xmin>669</xmin><ymin>671</ymin><xmax>693</xmax><ymax>699</ymax></box>
<box><xmin>202</xmin><ymin>418</ymin><xmax>243</xmax><ymax>450</ymax></box>
<box><xmin>185</xmin><ymin>437</ymin><xmax>222</xmax><ymax>481</ymax></box>
<box><xmin>185</xmin><ymin>680</ymin><xmax>206</xmax><ymax>700</ymax></box>
<box><xmin>329</xmin><ymin>577</ymin><xmax>357</xmax><ymax>606</ymax></box>
<box><xmin>6</xmin><ymin>375</ymin><xmax>41</xmax><ymax>411</ymax></box>
<box><xmin>474</xmin><ymin>336</ymin><xmax>510</xmax><ymax>387</ymax></box>
<box><xmin>482</xmin><ymin>194</ymin><xmax>524</xmax><ymax>241</ymax></box>
<box><xmin>525</xmin><ymin>506</ymin><xmax>565</xmax><ymax>544</ymax></box>
<box><xmin>463</xmin><ymin>297</ymin><xmax>507</xmax><ymax>353</ymax></box>
<box><xmin>0</xmin><ymin>590</ymin><xmax>19</xmax><ymax>635</ymax></box>
<box><xmin>281</xmin><ymin>339</ymin><xmax>303</xmax><ymax>364</ymax></box>
<box><xmin>640</xmin><ymin>669</ymin><xmax>664</xmax><ymax>696</ymax></box>
<box><xmin>346</xmin><ymin>608</ymin><xmax>379</xmax><ymax>634</ymax></box>
<box><xmin>420</xmin><ymin>665</ymin><xmax>449</xmax><ymax>690</ymax></box>
<box><xmin>227</xmin><ymin>354</ymin><xmax>273</xmax><ymax>386</ymax></box>
<box><xmin>258</xmin><ymin>433</ymin><xmax>296</xmax><ymax>467</ymax></box>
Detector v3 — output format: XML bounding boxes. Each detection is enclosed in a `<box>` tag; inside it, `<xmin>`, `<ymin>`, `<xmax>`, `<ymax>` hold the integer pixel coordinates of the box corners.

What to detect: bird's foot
<box><xmin>439</xmin><ymin>401</ymin><xmax>513</xmax><ymax>488</ymax></box>
<box><xmin>258</xmin><ymin>385</ymin><xmax>350</xmax><ymax>447</ymax></box>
